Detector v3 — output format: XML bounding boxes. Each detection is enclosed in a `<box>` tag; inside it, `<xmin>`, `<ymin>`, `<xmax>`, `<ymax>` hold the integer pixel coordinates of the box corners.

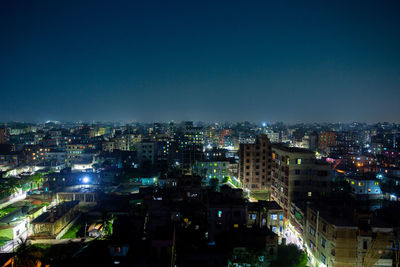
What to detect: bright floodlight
<box><xmin>82</xmin><ymin>176</ymin><xmax>89</xmax><ymax>183</ymax></box>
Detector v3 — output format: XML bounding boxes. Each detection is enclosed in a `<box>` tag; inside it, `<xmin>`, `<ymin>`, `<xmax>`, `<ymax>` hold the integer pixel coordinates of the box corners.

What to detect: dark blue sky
<box><xmin>1</xmin><ymin>0</ymin><xmax>399</xmax><ymax>123</ymax></box>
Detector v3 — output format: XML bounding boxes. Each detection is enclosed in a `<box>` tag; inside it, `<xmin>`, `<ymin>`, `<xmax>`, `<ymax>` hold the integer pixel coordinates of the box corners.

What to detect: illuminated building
<box><xmin>346</xmin><ymin>175</ymin><xmax>382</xmax><ymax>201</ymax></box>
<box><xmin>239</xmin><ymin>134</ymin><xmax>272</xmax><ymax>193</ymax></box>
<box><xmin>270</xmin><ymin>144</ymin><xmax>331</xmax><ymax>218</ymax></box>
<box><xmin>193</xmin><ymin>160</ymin><xmax>232</xmax><ymax>185</ymax></box>
<box><xmin>305</xmin><ymin>204</ymin><xmax>394</xmax><ymax>267</ymax></box>
<box><xmin>66</xmin><ymin>144</ymin><xmax>96</xmax><ymax>165</ymax></box>
<box><xmin>318</xmin><ymin>131</ymin><xmax>337</xmax><ymax>151</ymax></box>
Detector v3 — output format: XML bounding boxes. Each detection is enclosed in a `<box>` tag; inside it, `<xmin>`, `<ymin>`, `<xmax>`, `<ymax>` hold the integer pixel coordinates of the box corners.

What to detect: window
<box><xmin>309</xmin><ymin>226</ymin><xmax>315</xmax><ymax>236</ymax></box>
<box><xmin>321</xmin><ymin>254</ymin><xmax>326</xmax><ymax>264</ymax></box>
<box><xmin>295</xmin><ymin>169</ymin><xmax>300</xmax><ymax>175</ymax></box>
<box><xmin>296</xmin><ymin>158</ymin><xmax>302</xmax><ymax>165</ymax></box>
<box><xmin>279</xmin><ymin>214</ymin><xmax>283</xmax><ymax>220</ymax></box>
<box><xmin>321</xmin><ymin>238</ymin><xmax>326</xmax><ymax>248</ymax></box>
<box><xmin>363</xmin><ymin>240</ymin><xmax>368</xmax><ymax>250</ymax></box>
<box><xmin>308</xmin><ymin>192</ymin><xmax>312</xmax><ymax>197</ymax></box>
<box><xmin>271</xmin><ymin>214</ymin><xmax>278</xmax><ymax>220</ymax></box>
<box><xmin>251</xmin><ymin>214</ymin><xmax>257</xmax><ymax>220</ymax></box>
<box><xmin>218</xmin><ymin>211</ymin><xmax>222</xmax><ymax>218</ymax></box>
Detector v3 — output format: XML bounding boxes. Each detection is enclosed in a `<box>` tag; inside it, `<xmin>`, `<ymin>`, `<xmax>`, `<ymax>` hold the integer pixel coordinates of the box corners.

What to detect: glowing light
<box><xmin>82</xmin><ymin>176</ymin><xmax>89</xmax><ymax>183</ymax></box>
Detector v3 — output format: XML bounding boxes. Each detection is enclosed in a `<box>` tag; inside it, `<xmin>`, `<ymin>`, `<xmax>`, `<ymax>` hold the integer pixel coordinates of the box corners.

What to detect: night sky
<box><xmin>1</xmin><ymin>0</ymin><xmax>400</xmax><ymax>123</ymax></box>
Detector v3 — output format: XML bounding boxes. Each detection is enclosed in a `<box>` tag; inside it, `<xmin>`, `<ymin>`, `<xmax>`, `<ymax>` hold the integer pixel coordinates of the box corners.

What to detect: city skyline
<box><xmin>1</xmin><ymin>1</ymin><xmax>400</xmax><ymax>122</ymax></box>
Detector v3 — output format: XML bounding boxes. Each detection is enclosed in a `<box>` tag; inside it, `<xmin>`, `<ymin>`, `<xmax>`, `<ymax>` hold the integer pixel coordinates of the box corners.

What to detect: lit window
<box><xmin>271</xmin><ymin>214</ymin><xmax>277</xmax><ymax>220</ymax></box>
<box><xmin>375</xmin><ymin>182</ymin><xmax>379</xmax><ymax>186</ymax></box>
<box><xmin>218</xmin><ymin>211</ymin><xmax>222</xmax><ymax>218</ymax></box>
<box><xmin>297</xmin><ymin>159</ymin><xmax>302</xmax><ymax>165</ymax></box>
<box><xmin>308</xmin><ymin>192</ymin><xmax>312</xmax><ymax>197</ymax></box>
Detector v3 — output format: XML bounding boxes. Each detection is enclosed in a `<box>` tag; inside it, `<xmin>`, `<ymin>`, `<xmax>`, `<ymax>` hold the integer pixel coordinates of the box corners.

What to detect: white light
<box><xmin>82</xmin><ymin>176</ymin><xmax>89</xmax><ymax>183</ymax></box>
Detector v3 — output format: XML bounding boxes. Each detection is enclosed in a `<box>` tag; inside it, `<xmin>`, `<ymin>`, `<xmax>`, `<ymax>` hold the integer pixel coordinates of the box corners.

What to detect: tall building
<box><xmin>308</xmin><ymin>131</ymin><xmax>318</xmax><ymax>151</ymax></box>
<box><xmin>0</xmin><ymin>127</ymin><xmax>9</xmax><ymax>144</ymax></box>
<box><xmin>136</xmin><ymin>141</ymin><xmax>155</xmax><ymax>165</ymax></box>
<box><xmin>238</xmin><ymin>135</ymin><xmax>272</xmax><ymax>192</ymax></box>
<box><xmin>180</xmin><ymin>124</ymin><xmax>204</xmax><ymax>171</ymax></box>
<box><xmin>318</xmin><ymin>131</ymin><xmax>337</xmax><ymax>151</ymax></box>
<box><xmin>270</xmin><ymin>144</ymin><xmax>331</xmax><ymax>218</ymax></box>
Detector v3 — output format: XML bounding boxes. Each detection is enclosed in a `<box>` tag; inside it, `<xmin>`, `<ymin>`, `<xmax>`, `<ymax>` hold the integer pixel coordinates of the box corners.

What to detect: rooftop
<box><xmin>272</xmin><ymin>144</ymin><xmax>315</xmax><ymax>154</ymax></box>
<box><xmin>32</xmin><ymin>200</ymin><xmax>79</xmax><ymax>224</ymax></box>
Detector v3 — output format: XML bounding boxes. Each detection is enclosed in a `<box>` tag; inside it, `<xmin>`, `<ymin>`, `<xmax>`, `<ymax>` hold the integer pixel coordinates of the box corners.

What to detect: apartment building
<box><xmin>238</xmin><ymin>135</ymin><xmax>272</xmax><ymax>192</ymax></box>
<box><xmin>305</xmin><ymin>204</ymin><xmax>393</xmax><ymax>267</ymax></box>
<box><xmin>271</xmin><ymin>144</ymin><xmax>331</xmax><ymax>218</ymax></box>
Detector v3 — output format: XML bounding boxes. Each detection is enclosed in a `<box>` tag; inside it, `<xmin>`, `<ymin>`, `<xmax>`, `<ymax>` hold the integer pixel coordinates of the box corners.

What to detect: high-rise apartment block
<box><xmin>271</xmin><ymin>144</ymin><xmax>331</xmax><ymax>218</ymax></box>
<box><xmin>239</xmin><ymin>135</ymin><xmax>272</xmax><ymax>192</ymax></box>
<box><xmin>318</xmin><ymin>131</ymin><xmax>337</xmax><ymax>151</ymax></box>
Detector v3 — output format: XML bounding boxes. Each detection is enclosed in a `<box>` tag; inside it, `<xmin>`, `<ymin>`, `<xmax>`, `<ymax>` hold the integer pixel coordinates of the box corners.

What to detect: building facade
<box><xmin>239</xmin><ymin>135</ymin><xmax>272</xmax><ymax>192</ymax></box>
<box><xmin>271</xmin><ymin>144</ymin><xmax>331</xmax><ymax>218</ymax></box>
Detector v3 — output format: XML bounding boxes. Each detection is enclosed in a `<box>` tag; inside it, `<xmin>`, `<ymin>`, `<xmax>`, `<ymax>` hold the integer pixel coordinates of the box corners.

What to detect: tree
<box><xmin>104</xmin><ymin>214</ymin><xmax>115</xmax><ymax>238</ymax></box>
<box><xmin>14</xmin><ymin>242</ymin><xmax>45</xmax><ymax>267</ymax></box>
<box><xmin>270</xmin><ymin>244</ymin><xmax>309</xmax><ymax>267</ymax></box>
